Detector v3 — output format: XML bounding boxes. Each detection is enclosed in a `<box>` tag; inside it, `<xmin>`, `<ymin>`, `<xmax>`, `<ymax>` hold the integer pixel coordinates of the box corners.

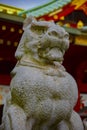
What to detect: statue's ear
<box><xmin>23</xmin><ymin>16</ymin><xmax>36</xmax><ymax>30</ymax></box>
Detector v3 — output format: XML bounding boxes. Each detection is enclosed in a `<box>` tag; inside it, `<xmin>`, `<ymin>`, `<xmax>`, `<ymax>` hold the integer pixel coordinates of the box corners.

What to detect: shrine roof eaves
<box><xmin>18</xmin><ymin>0</ymin><xmax>71</xmax><ymax>17</ymax></box>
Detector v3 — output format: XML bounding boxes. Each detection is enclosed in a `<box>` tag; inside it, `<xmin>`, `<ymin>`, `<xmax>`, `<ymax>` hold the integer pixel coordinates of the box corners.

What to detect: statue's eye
<box><xmin>31</xmin><ymin>26</ymin><xmax>47</xmax><ymax>35</ymax></box>
<box><xmin>48</xmin><ymin>31</ymin><xmax>58</xmax><ymax>37</ymax></box>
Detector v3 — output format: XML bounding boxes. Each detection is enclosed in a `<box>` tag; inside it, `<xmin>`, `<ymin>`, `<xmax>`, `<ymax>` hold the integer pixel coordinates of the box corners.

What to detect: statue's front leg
<box><xmin>57</xmin><ymin>111</ymin><xmax>84</xmax><ymax>130</ymax></box>
<box><xmin>3</xmin><ymin>105</ymin><xmax>27</xmax><ymax>130</ymax></box>
<box><xmin>69</xmin><ymin>111</ymin><xmax>84</xmax><ymax>130</ymax></box>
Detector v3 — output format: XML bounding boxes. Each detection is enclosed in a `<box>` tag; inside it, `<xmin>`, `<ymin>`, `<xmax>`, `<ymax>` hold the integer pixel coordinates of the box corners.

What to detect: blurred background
<box><xmin>0</xmin><ymin>0</ymin><xmax>87</xmax><ymax>123</ymax></box>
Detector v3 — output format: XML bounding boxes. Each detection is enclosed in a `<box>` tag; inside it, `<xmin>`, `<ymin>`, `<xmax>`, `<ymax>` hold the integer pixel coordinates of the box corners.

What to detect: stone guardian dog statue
<box><xmin>0</xmin><ymin>16</ymin><xmax>84</xmax><ymax>130</ymax></box>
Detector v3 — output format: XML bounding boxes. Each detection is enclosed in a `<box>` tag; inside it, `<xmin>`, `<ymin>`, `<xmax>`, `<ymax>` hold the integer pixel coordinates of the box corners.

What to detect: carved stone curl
<box><xmin>0</xmin><ymin>16</ymin><xmax>84</xmax><ymax>130</ymax></box>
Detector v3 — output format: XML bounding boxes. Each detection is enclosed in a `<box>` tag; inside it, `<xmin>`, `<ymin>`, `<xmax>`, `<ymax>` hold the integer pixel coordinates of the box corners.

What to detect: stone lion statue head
<box><xmin>15</xmin><ymin>16</ymin><xmax>69</xmax><ymax>66</ymax></box>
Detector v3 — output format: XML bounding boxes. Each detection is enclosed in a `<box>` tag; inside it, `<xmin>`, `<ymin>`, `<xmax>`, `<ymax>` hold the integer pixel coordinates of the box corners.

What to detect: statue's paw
<box><xmin>3</xmin><ymin>105</ymin><xmax>27</xmax><ymax>130</ymax></box>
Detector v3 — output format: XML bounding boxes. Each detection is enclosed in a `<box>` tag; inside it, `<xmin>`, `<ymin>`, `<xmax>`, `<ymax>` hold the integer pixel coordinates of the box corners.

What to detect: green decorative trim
<box><xmin>18</xmin><ymin>0</ymin><xmax>71</xmax><ymax>17</ymax></box>
<box><xmin>63</xmin><ymin>26</ymin><xmax>87</xmax><ymax>36</ymax></box>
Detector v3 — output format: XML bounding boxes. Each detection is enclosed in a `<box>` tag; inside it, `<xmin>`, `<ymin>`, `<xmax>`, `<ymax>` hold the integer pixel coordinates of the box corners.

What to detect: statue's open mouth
<box><xmin>38</xmin><ymin>47</ymin><xmax>63</xmax><ymax>63</ymax></box>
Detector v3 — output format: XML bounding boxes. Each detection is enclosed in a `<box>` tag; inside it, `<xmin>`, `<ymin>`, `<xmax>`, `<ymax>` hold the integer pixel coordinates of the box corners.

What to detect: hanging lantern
<box><xmin>77</xmin><ymin>20</ymin><xmax>84</xmax><ymax>28</ymax></box>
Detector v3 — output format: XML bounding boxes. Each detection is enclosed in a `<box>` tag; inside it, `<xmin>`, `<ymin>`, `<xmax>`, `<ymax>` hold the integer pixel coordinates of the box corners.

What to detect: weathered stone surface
<box><xmin>0</xmin><ymin>16</ymin><xmax>84</xmax><ymax>130</ymax></box>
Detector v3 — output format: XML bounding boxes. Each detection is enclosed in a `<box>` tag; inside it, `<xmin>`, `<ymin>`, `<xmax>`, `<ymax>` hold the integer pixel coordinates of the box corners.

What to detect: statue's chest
<box><xmin>11</xmin><ymin>67</ymin><xmax>69</xmax><ymax>101</ymax></box>
<box><xmin>11</xmin><ymin>66</ymin><xmax>66</xmax><ymax>89</ymax></box>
